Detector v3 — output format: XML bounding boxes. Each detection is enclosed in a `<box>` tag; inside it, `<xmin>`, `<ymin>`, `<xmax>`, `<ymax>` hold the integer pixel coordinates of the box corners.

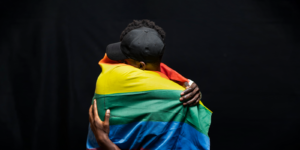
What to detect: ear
<box><xmin>139</xmin><ymin>61</ymin><xmax>146</xmax><ymax>70</ymax></box>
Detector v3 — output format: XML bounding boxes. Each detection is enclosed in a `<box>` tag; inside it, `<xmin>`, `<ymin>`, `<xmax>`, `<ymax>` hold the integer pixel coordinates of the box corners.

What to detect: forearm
<box><xmin>96</xmin><ymin>136</ymin><xmax>120</xmax><ymax>150</ymax></box>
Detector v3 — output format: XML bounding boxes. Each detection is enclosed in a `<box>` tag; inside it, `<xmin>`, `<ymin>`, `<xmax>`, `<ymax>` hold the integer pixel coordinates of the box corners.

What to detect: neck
<box><xmin>145</xmin><ymin>63</ymin><xmax>161</xmax><ymax>71</ymax></box>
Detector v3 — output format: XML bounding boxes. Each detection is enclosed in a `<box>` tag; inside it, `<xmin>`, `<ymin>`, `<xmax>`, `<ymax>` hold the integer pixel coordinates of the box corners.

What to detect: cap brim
<box><xmin>106</xmin><ymin>42</ymin><xmax>127</xmax><ymax>61</ymax></box>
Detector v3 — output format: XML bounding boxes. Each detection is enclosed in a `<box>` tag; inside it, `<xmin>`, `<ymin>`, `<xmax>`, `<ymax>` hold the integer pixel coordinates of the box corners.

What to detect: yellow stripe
<box><xmin>95</xmin><ymin>63</ymin><xmax>185</xmax><ymax>95</ymax></box>
<box><xmin>200</xmin><ymin>101</ymin><xmax>213</xmax><ymax>113</ymax></box>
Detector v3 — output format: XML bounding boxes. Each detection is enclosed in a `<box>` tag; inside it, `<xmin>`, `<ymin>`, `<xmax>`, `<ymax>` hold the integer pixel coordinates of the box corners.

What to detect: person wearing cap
<box><xmin>87</xmin><ymin>20</ymin><xmax>207</xmax><ymax>150</ymax></box>
<box><xmin>105</xmin><ymin>20</ymin><xmax>201</xmax><ymax>106</ymax></box>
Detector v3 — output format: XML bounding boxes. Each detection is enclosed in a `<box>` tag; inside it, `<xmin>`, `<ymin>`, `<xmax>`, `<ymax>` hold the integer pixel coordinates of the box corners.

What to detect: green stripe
<box><xmin>92</xmin><ymin>90</ymin><xmax>211</xmax><ymax>136</ymax></box>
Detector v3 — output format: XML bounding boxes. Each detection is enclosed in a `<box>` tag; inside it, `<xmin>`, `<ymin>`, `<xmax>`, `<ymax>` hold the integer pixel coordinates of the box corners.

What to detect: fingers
<box><xmin>93</xmin><ymin>99</ymin><xmax>102</xmax><ymax>123</ymax></box>
<box><xmin>104</xmin><ymin>109</ymin><xmax>110</xmax><ymax>126</ymax></box>
<box><xmin>180</xmin><ymin>83</ymin><xmax>197</xmax><ymax>99</ymax></box>
<box><xmin>180</xmin><ymin>87</ymin><xmax>199</xmax><ymax>102</ymax></box>
<box><xmin>181</xmin><ymin>86</ymin><xmax>193</xmax><ymax>96</ymax></box>
<box><xmin>180</xmin><ymin>87</ymin><xmax>193</xmax><ymax>101</ymax></box>
<box><xmin>89</xmin><ymin>105</ymin><xmax>93</xmax><ymax>124</ymax></box>
<box><xmin>93</xmin><ymin>99</ymin><xmax>99</xmax><ymax>118</ymax></box>
<box><xmin>191</xmin><ymin>98</ymin><xmax>200</xmax><ymax>106</ymax></box>
<box><xmin>183</xmin><ymin>93</ymin><xmax>200</xmax><ymax>106</ymax></box>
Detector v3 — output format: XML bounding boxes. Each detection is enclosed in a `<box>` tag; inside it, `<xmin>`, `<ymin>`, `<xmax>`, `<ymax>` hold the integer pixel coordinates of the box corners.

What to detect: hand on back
<box><xmin>180</xmin><ymin>82</ymin><xmax>202</xmax><ymax>106</ymax></box>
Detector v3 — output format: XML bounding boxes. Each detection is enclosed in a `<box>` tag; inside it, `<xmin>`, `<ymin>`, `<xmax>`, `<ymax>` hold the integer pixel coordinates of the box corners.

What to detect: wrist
<box><xmin>96</xmin><ymin>135</ymin><xmax>119</xmax><ymax>150</ymax></box>
<box><xmin>96</xmin><ymin>134</ymin><xmax>110</xmax><ymax>146</ymax></box>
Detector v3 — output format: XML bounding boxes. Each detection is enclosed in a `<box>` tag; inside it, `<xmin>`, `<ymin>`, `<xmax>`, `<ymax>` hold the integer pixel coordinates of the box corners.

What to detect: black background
<box><xmin>1</xmin><ymin>0</ymin><xmax>300</xmax><ymax>149</ymax></box>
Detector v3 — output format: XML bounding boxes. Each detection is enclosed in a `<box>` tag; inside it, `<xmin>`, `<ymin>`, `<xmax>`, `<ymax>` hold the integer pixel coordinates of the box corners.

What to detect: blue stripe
<box><xmin>87</xmin><ymin>121</ymin><xmax>210</xmax><ymax>150</ymax></box>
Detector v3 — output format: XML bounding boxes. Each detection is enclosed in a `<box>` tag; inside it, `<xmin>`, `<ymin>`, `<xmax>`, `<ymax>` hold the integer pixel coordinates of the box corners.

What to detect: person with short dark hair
<box><xmin>86</xmin><ymin>19</ymin><xmax>211</xmax><ymax>150</ymax></box>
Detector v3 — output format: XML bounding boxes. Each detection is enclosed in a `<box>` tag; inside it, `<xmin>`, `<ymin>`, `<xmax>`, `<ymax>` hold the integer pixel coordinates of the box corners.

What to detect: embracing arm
<box><xmin>89</xmin><ymin>100</ymin><xmax>120</xmax><ymax>150</ymax></box>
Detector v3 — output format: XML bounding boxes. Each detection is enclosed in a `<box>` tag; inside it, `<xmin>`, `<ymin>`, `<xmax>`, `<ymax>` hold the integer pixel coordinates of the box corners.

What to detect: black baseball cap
<box><xmin>106</xmin><ymin>27</ymin><xmax>165</xmax><ymax>63</ymax></box>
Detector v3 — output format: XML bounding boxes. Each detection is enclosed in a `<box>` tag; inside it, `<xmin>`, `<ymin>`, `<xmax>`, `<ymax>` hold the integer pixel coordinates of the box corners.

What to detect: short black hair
<box><xmin>120</xmin><ymin>19</ymin><xmax>166</xmax><ymax>41</ymax></box>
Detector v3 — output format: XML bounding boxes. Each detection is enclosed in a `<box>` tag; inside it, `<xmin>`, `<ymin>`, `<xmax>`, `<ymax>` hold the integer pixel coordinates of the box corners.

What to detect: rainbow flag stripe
<box><xmin>86</xmin><ymin>63</ymin><xmax>212</xmax><ymax>150</ymax></box>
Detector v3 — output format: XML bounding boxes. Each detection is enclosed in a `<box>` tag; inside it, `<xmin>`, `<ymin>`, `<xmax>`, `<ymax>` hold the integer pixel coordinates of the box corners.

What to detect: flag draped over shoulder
<box><xmin>86</xmin><ymin>57</ymin><xmax>212</xmax><ymax>150</ymax></box>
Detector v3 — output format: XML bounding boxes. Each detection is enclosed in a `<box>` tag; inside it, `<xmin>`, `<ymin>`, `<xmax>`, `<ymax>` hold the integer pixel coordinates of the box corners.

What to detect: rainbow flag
<box><xmin>86</xmin><ymin>61</ymin><xmax>212</xmax><ymax>150</ymax></box>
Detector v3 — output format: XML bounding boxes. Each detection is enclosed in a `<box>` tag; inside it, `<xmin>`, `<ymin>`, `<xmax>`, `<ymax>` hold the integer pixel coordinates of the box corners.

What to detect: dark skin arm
<box><xmin>89</xmin><ymin>100</ymin><xmax>120</xmax><ymax>150</ymax></box>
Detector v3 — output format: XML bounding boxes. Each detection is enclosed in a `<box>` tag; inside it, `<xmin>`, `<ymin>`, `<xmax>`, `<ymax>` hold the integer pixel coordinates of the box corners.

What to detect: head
<box><xmin>106</xmin><ymin>19</ymin><xmax>166</xmax><ymax>71</ymax></box>
<box><xmin>120</xmin><ymin>19</ymin><xmax>166</xmax><ymax>42</ymax></box>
